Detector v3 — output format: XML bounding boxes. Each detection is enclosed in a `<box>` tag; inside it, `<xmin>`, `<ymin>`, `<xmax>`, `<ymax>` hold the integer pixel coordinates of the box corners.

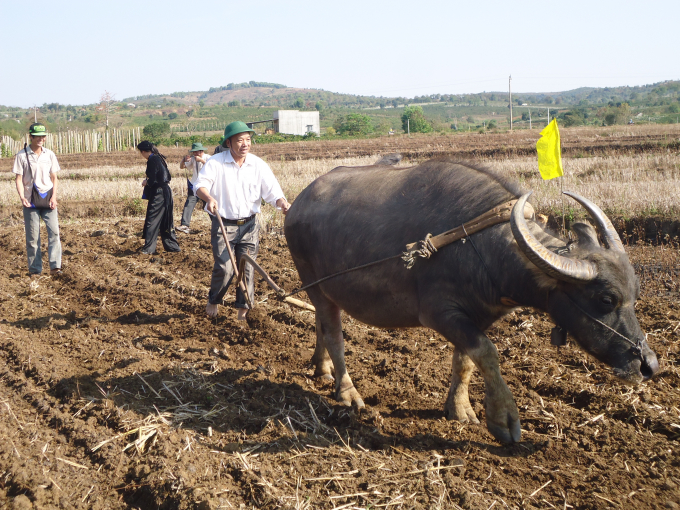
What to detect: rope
<box><xmin>462</xmin><ymin>225</ymin><xmax>644</xmax><ymax>360</ymax></box>
<box><xmin>284</xmin><ymin>253</ymin><xmax>403</xmax><ymax>298</ymax></box>
<box><xmin>401</xmin><ymin>233</ymin><xmax>437</xmax><ymax>269</ymax></box>
<box><xmin>565</xmin><ymin>295</ymin><xmax>643</xmax><ymax>356</ymax></box>
<box><xmin>284</xmin><ymin>199</ymin><xmax>524</xmax><ymax>299</ymax></box>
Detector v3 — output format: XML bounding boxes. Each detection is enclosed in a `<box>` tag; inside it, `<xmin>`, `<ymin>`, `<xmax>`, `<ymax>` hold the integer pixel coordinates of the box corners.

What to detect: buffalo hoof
<box><xmin>487</xmin><ymin>415</ymin><xmax>522</xmax><ymax>444</ymax></box>
<box><xmin>445</xmin><ymin>401</ymin><xmax>480</xmax><ymax>425</ymax></box>
<box><xmin>335</xmin><ymin>385</ymin><xmax>365</xmax><ymax>409</ymax></box>
<box><xmin>317</xmin><ymin>374</ymin><xmax>335</xmax><ymax>384</ymax></box>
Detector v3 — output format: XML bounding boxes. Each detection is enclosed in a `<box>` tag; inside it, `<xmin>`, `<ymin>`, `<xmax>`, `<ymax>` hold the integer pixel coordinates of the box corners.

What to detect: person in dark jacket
<box><xmin>137</xmin><ymin>141</ymin><xmax>180</xmax><ymax>254</ymax></box>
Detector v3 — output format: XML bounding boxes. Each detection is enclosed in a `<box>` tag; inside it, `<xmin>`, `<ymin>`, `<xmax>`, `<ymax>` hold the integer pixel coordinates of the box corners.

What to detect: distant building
<box><xmin>274</xmin><ymin>110</ymin><xmax>320</xmax><ymax>136</ymax></box>
<box><xmin>127</xmin><ymin>103</ymin><xmax>136</xmax><ymax>108</ymax></box>
<box><xmin>247</xmin><ymin>110</ymin><xmax>320</xmax><ymax>136</ymax></box>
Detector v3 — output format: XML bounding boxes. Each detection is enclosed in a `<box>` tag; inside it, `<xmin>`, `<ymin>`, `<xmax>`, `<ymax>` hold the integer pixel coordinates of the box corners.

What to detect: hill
<box><xmin>1</xmin><ymin>80</ymin><xmax>678</xmax><ymax>142</ymax></box>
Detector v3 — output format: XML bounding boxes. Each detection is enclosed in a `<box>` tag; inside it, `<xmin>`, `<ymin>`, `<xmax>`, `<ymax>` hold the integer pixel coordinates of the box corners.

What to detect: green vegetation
<box><xmin>142</xmin><ymin>122</ymin><xmax>171</xmax><ymax>142</ymax></box>
<box><xmin>207</xmin><ymin>81</ymin><xmax>287</xmax><ymax>93</ymax></box>
<box><xmin>402</xmin><ymin>106</ymin><xmax>432</xmax><ymax>133</ymax></box>
<box><xmin>335</xmin><ymin>113</ymin><xmax>374</xmax><ymax>136</ymax></box>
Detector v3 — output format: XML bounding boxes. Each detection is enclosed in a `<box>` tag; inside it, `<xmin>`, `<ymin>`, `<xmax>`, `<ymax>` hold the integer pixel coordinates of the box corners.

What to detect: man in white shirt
<box><xmin>12</xmin><ymin>123</ymin><xmax>62</xmax><ymax>276</ymax></box>
<box><xmin>177</xmin><ymin>142</ymin><xmax>211</xmax><ymax>233</ymax></box>
<box><xmin>195</xmin><ymin>122</ymin><xmax>290</xmax><ymax>320</ymax></box>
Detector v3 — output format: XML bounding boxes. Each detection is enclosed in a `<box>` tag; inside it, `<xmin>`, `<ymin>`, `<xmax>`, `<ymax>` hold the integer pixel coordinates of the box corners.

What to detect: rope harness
<box><xmin>284</xmin><ymin>198</ymin><xmax>534</xmax><ymax>298</ymax></box>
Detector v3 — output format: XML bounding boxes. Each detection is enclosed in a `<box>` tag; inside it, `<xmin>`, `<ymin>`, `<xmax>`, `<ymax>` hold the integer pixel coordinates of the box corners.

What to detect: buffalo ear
<box><xmin>571</xmin><ymin>222</ymin><xmax>600</xmax><ymax>249</ymax></box>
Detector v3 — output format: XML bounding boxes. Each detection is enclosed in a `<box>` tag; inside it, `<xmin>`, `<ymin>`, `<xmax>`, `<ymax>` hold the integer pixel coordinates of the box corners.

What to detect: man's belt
<box><xmin>222</xmin><ymin>214</ymin><xmax>256</xmax><ymax>226</ymax></box>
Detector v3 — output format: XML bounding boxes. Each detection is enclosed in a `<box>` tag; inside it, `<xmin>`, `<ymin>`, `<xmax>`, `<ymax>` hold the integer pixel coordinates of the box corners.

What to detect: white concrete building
<box><xmin>273</xmin><ymin>110</ymin><xmax>320</xmax><ymax>136</ymax></box>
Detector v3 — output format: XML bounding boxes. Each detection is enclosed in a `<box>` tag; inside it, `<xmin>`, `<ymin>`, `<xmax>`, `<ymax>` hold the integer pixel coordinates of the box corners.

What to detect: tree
<box><xmin>168</xmin><ymin>112</ymin><xmax>178</xmax><ymax>120</ymax></box>
<box><xmin>603</xmin><ymin>103</ymin><xmax>631</xmax><ymax>125</ymax></box>
<box><xmin>401</xmin><ymin>106</ymin><xmax>432</xmax><ymax>133</ymax></box>
<box><xmin>99</xmin><ymin>91</ymin><xmax>117</xmax><ymax>129</ymax></box>
<box><xmin>337</xmin><ymin>113</ymin><xmax>373</xmax><ymax>136</ymax></box>
<box><xmin>143</xmin><ymin>122</ymin><xmax>171</xmax><ymax>141</ymax></box>
<box><xmin>562</xmin><ymin>110</ymin><xmax>586</xmax><ymax>127</ymax></box>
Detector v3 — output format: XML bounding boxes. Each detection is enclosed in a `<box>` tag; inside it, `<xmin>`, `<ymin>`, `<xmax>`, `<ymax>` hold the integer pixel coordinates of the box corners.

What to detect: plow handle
<box><xmin>214</xmin><ymin>214</ymin><xmax>254</xmax><ymax>309</ymax></box>
<box><xmin>237</xmin><ymin>253</ymin><xmax>316</xmax><ymax>312</ymax></box>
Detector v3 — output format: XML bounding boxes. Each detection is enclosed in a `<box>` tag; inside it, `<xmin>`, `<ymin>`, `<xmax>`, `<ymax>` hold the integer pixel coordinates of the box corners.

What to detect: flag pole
<box><xmin>561</xmin><ymin>175</ymin><xmax>565</xmax><ymax>234</ymax></box>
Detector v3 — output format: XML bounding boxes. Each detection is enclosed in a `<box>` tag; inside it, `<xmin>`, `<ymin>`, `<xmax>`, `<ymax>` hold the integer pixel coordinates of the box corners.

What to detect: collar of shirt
<box><xmin>25</xmin><ymin>145</ymin><xmax>48</xmax><ymax>160</ymax></box>
<box><xmin>223</xmin><ymin>150</ymin><xmax>254</xmax><ymax>169</ymax></box>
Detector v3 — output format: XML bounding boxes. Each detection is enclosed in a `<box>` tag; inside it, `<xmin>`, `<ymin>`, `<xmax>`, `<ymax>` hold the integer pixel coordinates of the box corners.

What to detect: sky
<box><xmin>1</xmin><ymin>0</ymin><xmax>678</xmax><ymax>107</ymax></box>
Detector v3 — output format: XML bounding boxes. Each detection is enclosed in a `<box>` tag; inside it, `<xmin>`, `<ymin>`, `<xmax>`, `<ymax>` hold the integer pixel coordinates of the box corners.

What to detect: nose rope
<box><xmin>462</xmin><ymin>227</ymin><xmax>645</xmax><ymax>359</ymax></box>
<box><xmin>565</xmin><ymin>295</ymin><xmax>643</xmax><ymax>357</ymax></box>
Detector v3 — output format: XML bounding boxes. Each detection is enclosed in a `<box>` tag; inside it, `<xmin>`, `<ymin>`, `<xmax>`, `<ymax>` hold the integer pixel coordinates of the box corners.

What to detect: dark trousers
<box><xmin>180</xmin><ymin>188</ymin><xmax>205</xmax><ymax>227</ymax></box>
<box><xmin>208</xmin><ymin>215</ymin><xmax>259</xmax><ymax>309</ymax></box>
<box><xmin>142</xmin><ymin>187</ymin><xmax>180</xmax><ymax>254</ymax></box>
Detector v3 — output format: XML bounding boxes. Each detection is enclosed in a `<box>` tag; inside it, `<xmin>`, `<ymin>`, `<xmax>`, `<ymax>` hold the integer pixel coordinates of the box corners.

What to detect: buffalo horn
<box><xmin>562</xmin><ymin>191</ymin><xmax>625</xmax><ymax>253</ymax></box>
<box><xmin>511</xmin><ymin>193</ymin><xmax>598</xmax><ymax>283</ymax></box>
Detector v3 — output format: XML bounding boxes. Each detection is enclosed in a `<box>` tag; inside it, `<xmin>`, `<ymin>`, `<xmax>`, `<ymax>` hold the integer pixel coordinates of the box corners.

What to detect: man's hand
<box><xmin>142</xmin><ymin>179</ymin><xmax>148</xmax><ymax>187</ymax></box>
<box><xmin>20</xmin><ymin>196</ymin><xmax>31</xmax><ymax>208</ymax></box>
<box><xmin>206</xmin><ymin>198</ymin><xmax>219</xmax><ymax>215</ymax></box>
<box><xmin>195</xmin><ymin>155</ymin><xmax>206</xmax><ymax>164</ymax></box>
<box><xmin>276</xmin><ymin>198</ymin><xmax>291</xmax><ymax>215</ymax></box>
<box><xmin>49</xmin><ymin>195</ymin><xmax>58</xmax><ymax>209</ymax></box>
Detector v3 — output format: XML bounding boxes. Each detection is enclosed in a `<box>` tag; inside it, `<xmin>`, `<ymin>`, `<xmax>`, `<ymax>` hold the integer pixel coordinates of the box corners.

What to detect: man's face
<box><xmin>227</xmin><ymin>133</ymin><xmax>251</xmax><ymax>158</ymax></box>
<box><xmin>30</xmin><ymin>135</ymin><xmax>46</xmax><ymax>147</ymax></box>
<box><xmin>192</xmin><ymin>150</ymin><xmax>204</xmax><ymax>157</ymax></box>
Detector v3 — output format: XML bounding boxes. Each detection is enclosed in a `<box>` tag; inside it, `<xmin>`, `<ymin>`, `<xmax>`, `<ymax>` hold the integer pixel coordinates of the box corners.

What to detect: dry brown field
<box><xmin>0</xmin><ymin>126</ymin><xmax>679</xmax><ymax>509</ymax></box>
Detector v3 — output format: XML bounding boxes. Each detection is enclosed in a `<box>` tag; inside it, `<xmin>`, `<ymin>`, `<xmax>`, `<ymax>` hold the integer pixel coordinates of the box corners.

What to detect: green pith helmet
<box><xmin>219</xmin><ymin>121</ymin><xmax>255</xmax><ymax>145</ymax></box>
<box><xmin>29</xmin><ymin>123</ymin><xmax>47</xmax><ymax>136</ymax></box>
<box><xmin>190</xmin><ymin>142</ymin><xmax>208</xmax><ymax>152</ymax></box>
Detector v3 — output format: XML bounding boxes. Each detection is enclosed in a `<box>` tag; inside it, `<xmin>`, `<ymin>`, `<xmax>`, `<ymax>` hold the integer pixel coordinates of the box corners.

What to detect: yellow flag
<box><xmin>536</xmin><ymin>119</ymin><xmax>563</xmax><ymax>180</ymax></box>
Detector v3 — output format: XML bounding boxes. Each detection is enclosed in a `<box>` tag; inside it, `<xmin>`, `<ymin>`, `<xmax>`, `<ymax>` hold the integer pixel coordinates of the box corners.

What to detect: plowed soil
<box><xmin>0</xmin><ymin>210</ymin><xmax>679</xmax><ymax>509</ymax></box>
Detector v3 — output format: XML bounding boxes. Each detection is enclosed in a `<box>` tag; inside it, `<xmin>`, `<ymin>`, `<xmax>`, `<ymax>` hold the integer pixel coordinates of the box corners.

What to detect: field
<box><xmin>0</xmin><ymin>126</ymin><xmax>679</xmax><ymax>509</ymax></box>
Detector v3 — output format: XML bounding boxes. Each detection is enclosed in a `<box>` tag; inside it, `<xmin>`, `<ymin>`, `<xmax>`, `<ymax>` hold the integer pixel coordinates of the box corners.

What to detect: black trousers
<box><xmin>141</xmin><ymin>185</ymin><xmax>180</xmax><ymax>254</ymax></box>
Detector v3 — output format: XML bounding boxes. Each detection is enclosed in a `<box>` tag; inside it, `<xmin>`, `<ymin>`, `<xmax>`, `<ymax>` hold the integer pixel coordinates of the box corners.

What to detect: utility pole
<box><xmin>407</xmin><ymin>118</ymin><xmax>410</xmax><ymax>135</ymax></box>
<box><xmin>529</xmin><ymin>109</ymin><xmax>532</xmax><ymax>130</ymax></box>
<box><xmin>33</xmin><ymin>105</ymin><xmax>38</xmax><ymax>123</ymax></box>
<box><xmin>547</xmin><ymin>107</ymin><xmax>550</xmax><ymax>125</ymax></box>
<box><xmin>509</xmin><ymin>75</ymin><xmax>513</xmax><ymax>131</ymax></box>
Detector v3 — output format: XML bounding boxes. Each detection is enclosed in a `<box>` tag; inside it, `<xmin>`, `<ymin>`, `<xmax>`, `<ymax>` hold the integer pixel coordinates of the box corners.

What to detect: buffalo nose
<box><xmin>640</xmin><ymin>350</ymin><xmax>659</xmax><ymax>380</ymax></box>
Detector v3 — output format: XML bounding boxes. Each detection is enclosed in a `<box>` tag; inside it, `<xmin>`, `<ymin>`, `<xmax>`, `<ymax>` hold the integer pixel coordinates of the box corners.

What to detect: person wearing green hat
<box><xmin>195</xmin><ymin>121</ymin><xmax>291</xmax><ymax>321</ymax></box>
<box><xmin>12</xmin><ymin>123</ymin><xmax>63</xmax><ymax>276</ymax></box>
<box><xmin>177</xmin><ymin>142</ymin><xmax>211</xmax><ymax>233</ymax></box>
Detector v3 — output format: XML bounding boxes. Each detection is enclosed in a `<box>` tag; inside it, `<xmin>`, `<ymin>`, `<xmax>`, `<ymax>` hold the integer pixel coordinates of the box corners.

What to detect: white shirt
<box><xmin>194</xmin><ymin>151</ymin><xmax>285</xmax><ymax>220</ymax></box>
<box><xmin>12</xmin><ymin>146</ymin><xmax>60</xmax><ymax>195</ymax></box>
<box><xmin>183</xmin><ymin>154</ymin><xmax>211</xmax><ymax>186</ymax></box>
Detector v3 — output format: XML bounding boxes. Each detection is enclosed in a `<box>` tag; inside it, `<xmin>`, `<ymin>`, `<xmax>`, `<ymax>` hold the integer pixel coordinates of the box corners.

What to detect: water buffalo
<box><xmin>284</xmin><ymin>158</ymin><xmax>659</xmax><ymax>443</ymax></box>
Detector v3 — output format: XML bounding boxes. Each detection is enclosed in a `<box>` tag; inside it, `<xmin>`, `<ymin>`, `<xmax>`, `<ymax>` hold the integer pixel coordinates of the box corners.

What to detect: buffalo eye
<box><xmin>600</xmin><ymin>295</ymin><xmax>615</xmax><ymax>306</ymax></box>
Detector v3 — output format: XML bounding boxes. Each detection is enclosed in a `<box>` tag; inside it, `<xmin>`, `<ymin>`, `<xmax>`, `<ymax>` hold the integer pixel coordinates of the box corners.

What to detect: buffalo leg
<box><xmin>311</xmin><ymin>311</ymin><xmax>334</xmax><ymax>381</ymax></box>
<box><xmin>445</xmin><ymin>348</ymin><xmax>480</xmax><ymax>424</ymax></box>
<box><xmin>425</xmin><ymin>315</ymin><xmax>520</xmax><ymax>443</ymax></box>
<box><xmin>307</xmin><ymin>289</ymin><xmax>365</xmax><ymax>408</ymax></box>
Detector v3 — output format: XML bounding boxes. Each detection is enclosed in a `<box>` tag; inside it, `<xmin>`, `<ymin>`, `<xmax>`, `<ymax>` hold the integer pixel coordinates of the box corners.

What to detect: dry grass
<box><xmin>1</xmin><ymin>152</ymin><xmax>678</xmax><ymax>233</ymax></box>
<box><xmin>483</xmin><ymin>152</ymin><xmax>680</xmax><ymax>218</ymax></box>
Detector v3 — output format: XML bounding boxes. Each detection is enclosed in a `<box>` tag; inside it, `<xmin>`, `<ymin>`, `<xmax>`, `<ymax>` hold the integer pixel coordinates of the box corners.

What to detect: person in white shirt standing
<box><xmin>177</xmin><ymin>142</ymin><xmax>211</xmax><ymax>233</ymax></box>
<box><xmin>12</xmin><ymin>123</ymin><xmax>62</xmax><ymax>276</ymax></box>
<box><xmin>195</xmin><ymin>121</ymin><xmax>290</xmax><ymax>320</ymax></box>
